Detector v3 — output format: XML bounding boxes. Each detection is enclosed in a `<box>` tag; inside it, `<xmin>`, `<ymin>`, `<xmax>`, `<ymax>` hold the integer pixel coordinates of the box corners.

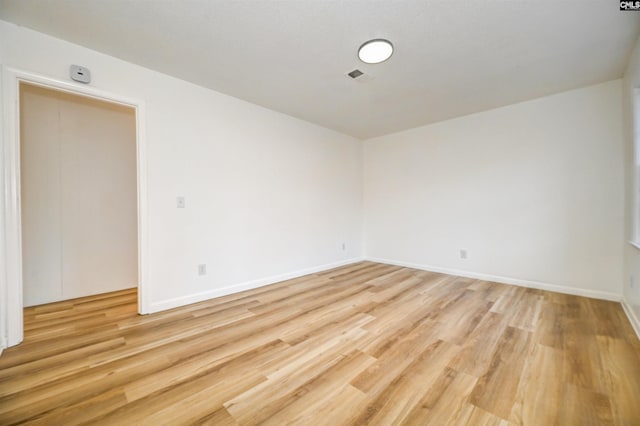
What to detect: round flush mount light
<box><xmin>358</xmin><ymin>39</ymin><xmax>393</xmax><ymax>64</ymax></box>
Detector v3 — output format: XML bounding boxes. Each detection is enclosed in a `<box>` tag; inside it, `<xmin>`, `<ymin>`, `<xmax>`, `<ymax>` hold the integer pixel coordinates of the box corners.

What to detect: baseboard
<box><xmin>621</xmin><ymin>299</ymin><xmax>640</xmax><ymax>340</ymax></box>
<box><xmin>149</xmin><ymin>257</ymin><xmax>365</xmax><ymax>313</ymax></box>
<box><xmin>365</xmin><ymin>257</ymin><xmax>621</xmax><ymax>302</ymax></box>
<box><xmin>0</xmin><ymin>336</ymin><xmax>7</xmax><ymax>357</ymax></box>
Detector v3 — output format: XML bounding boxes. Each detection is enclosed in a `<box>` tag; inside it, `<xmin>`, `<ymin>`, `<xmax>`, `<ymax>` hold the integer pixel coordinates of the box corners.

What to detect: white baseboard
<box><xmin>621</xmin><ymin>299</ymin><xmax>640</xmax><ymax>340</ymax></box>
<box><xmin>149</xmin><ymin>257</ymin><xmax>365</xmax><ymax>313</ymax></box>
<box><xmin>365</xmin><ymin>257</ymin><xmax>621</xmax><ymax>302</ymax></box>
<box><xmin>0</xmin><ymin>336</ymin><xmax>7</xmax><ymax>357</ymax></box>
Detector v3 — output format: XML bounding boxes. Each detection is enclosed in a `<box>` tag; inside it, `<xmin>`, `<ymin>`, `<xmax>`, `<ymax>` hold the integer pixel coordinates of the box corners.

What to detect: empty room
<box><xmin>0</xmin><ymin>1</ymin><xmax>639</xmax><ymax>424</ymax></box>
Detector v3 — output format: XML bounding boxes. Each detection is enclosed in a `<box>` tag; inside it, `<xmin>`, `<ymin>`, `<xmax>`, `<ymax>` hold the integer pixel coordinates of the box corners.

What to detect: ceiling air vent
<box><xmin>347</xmin><ymin>69</ymin><xmax>364</xmax><ymax>79</ymax></box>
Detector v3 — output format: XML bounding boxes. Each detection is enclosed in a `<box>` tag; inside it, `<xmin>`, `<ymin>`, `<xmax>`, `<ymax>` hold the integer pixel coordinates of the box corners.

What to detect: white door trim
<box><xmin>1</xmin><ymin>66</ymin><xmax>150</xmax><ymax>348</ymax></box>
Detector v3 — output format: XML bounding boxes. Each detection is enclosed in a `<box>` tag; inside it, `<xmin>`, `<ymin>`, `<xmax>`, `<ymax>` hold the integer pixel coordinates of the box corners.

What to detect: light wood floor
<box><xmin>1</xmin><ymin>262</ymin><xmax>639</xmax><ymax>425</ymax></box>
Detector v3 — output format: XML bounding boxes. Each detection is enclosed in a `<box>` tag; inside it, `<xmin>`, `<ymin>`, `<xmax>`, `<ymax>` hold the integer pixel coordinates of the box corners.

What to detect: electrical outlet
<box><xmin>198</xmin><ymin>264</ymin><xmax>206</xmax><ymax>276</ymax></box>
<box><xmin>177</xmin><ymin>196</ymin><xmax>185</xmax><ymax>208</ymax></box>
<box><xmin>460</xmin><ymin>249</ymin><xmax>467</xmax><ymax>259</ymax></box>
<box><xmin>341</xmin><ymin>242</ymin><xmax>346</xmax><ymax>251</ymax></box>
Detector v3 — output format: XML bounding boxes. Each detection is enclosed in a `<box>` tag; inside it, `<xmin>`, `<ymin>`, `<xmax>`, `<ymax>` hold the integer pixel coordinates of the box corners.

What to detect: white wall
<box><xmin>0</xmin><ymin>20</ymin><xmax>363</xmax><ymax>315</ymax></box>
<box><xmin>622</xmin><ymin>34</ymin><xmax>640</xmax><ymax>334</ymax></box>
<box><xmin>0</xmin><ymin>43</ymin><xmax>5</xmax><ymax>351</ymax></box>
<box><xmin>364</xmin><ymin>80</ymin><xmax>624</xmax><ymax>300</ymax></box>
<box><xmin>20</xmin><ymin>83</ymin><xmax>137</xmax><ymax>306</ymax></box>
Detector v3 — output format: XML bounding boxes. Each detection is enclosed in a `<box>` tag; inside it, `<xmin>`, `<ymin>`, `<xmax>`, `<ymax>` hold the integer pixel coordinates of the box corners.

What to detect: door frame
<box><xmin>1</xmin><ymin>66</ymin><xmax>150</xmax><ymax>348</ymax></box>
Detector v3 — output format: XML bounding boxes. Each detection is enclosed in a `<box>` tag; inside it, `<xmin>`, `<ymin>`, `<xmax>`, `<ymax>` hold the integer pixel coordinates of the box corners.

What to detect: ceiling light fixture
<box><xmin>358</xmin><ymin>39</ymin><xmax>393</xmax><ymax>64</ymax></box>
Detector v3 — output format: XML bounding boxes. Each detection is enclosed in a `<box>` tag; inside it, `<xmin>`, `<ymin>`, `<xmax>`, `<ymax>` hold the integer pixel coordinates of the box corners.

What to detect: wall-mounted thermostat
<box><xmin>70</xmin><ymin>65</ymin><xmax>91</xmax><ymax>84</ymax></box>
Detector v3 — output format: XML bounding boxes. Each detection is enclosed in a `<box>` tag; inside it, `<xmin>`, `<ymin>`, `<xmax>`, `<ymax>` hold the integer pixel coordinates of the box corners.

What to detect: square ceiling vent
<box><xmin>347</xmin><ymin>69</ymin><xmax>364</xmax><ymax>79</ymax></box>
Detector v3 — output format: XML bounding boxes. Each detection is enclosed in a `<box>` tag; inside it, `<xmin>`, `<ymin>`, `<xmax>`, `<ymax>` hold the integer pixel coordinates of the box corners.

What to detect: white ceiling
<box><xmin>1</xmin><ymin>1</ymin><xmax>638</xmax><ymax>139</ymax></box>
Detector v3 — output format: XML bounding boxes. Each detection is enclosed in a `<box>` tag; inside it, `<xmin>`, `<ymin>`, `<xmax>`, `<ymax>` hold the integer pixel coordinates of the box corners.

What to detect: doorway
<box><xmin>20</xmin><ymin>83</ymin><xmax>138</xmax><ymax>306</ymax></box>
<box><xmin>1</xmin><ymin>68</ymin><xmax>149</xmax><ymax>348</ymax></box>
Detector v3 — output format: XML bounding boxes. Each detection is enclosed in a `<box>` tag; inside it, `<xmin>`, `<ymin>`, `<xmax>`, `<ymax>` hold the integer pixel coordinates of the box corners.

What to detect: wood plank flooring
<box><xmin>0</xmin><ymin>261</ymin><xmax>639</xmax><ymax>425</ymax></box>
